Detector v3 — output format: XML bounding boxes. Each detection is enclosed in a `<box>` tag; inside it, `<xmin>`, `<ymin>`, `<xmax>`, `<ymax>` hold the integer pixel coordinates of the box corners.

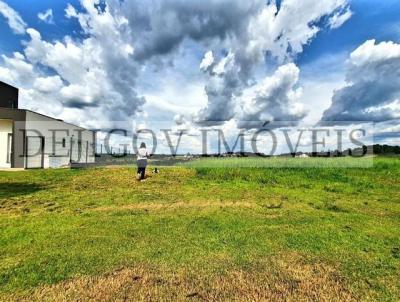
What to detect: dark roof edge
<box><xmin>0</xmin><ymin>80</ymin><xmax>19</xmax><ymax>90</ymax></box>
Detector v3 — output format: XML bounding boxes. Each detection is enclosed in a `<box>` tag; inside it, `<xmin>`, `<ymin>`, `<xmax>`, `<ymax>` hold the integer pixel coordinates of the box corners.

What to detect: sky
<box><xmin>0</xmin><ymin>0</ymin><xmax>399</xmax><ymax>153</ymax></box>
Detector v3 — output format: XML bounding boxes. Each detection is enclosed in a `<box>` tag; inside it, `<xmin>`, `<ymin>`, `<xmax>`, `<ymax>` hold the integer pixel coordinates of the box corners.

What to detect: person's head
<box><xmin>140</xmin><ymin>142</ymin><xmax>146</xmax><ymax>149</ymax></box>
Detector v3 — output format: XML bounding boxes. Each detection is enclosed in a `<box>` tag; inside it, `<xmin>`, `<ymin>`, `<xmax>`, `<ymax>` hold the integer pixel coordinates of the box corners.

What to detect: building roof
<box><xmin>0</xmin><ymin>107</ymin><xmax>91</xmax><ymax>131</ymax></box>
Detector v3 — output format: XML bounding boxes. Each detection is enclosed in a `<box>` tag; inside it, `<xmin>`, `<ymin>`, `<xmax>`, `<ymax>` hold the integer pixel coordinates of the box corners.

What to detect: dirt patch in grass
<box><xmin>8</xmin><ymin>254</ymin><xmax>357</xmax><ymax>302</ymax></box>
<box><xmin>92</xmin><ymin>200</ymin><xmax>257</xmax><ymax>212</ymax></box>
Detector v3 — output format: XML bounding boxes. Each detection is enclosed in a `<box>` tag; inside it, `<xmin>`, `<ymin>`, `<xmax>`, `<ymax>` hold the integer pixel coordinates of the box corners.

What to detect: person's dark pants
<box><xmin>137</xmin><ymin>159</ymin><xmax>147</xmax><ymax>180</ymax></box>
<box><xmin>137</xmin><ymin>167</ymin><xmax>146</xmax><ymax>180</ymax></box>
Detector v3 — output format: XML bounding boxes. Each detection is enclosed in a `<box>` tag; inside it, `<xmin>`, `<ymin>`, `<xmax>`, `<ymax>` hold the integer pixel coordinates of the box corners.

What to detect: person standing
<box><xmin>137</xmin><ymin>142</ymin><xmax>149</xmax><ymax>181</ymax></box>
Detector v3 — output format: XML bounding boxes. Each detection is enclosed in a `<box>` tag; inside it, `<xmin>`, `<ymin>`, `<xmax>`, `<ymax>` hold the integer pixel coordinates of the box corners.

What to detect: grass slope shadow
<box><xmin>0</xmin><ymin>182</ymin><xmax>44</xmax><ymax>199</ymax></box>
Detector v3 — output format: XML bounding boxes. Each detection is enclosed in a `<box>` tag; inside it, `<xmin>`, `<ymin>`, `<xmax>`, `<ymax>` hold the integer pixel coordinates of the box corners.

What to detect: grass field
<box><xmin>0</xmin><ymin>157</ymin><xmax>399</xmax><ymax>301</ymax></box>
<box><xmin>182</xmin><ymin>156</ymin><xmax>375</xmax><ymax>168</ymax></box>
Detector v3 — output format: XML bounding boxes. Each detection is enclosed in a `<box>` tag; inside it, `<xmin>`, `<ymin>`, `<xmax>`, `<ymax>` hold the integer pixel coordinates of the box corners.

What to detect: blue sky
<box><xmin>0</xmin><ymin>0</ymin><xmax>399</xmax><ymax>152</ymax></box>
<box><xmin>299</xmin><ymin>0</ymin><xmax>400</xmax><ymax>65</ymax></box>
<box><xmin>0</xmin><ymin>0</ymin><xmax>78</xmax><ymax>52</ymax></box>
<box><xmin>0</xmin><ymin>2</ymin><xmax>397</xmax><ymax>55</ymax></box>
<box><xmin>2</xmin><ymin>0</ymin><xmax>399</xmax><ymax>67</ymax></box>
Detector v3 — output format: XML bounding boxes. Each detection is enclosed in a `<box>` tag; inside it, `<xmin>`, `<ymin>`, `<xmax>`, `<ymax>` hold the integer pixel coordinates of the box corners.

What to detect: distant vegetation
<box><xmin>372</xmin><ymin>144</ymin><xmax>400</xmax><ymax>155</ymax></box>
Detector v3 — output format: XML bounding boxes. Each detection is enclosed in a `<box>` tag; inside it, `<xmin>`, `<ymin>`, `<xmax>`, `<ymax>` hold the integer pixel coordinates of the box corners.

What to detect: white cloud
<box><xmin>0</xmin><ymin>1</ymin><xmax>144</xmax><ymax>129</ymax></box>
<box><xmin>322</xmin><ymin>40</ymin><xmax>400</xmax><ymax>122</ymax></box>
<box><xmin>38</xmin><ymin>9</ymin><xmax>54</xmax><ymax>24</ymax></box>
<box><xmin>192</xmin><ymin>0</ymin><xmax>352</xmax><ymax>125</ymax></box>
<box><xmin>110</xmin><ymin>0</ymin><xmax>352</xmax><ymax>128</ymax></box>
<box><xmin>300</xmin><ymin>80</ymin><xmax>344</xmax><ymax>125</ymax></box>
<box><xmin>196</xmin><ymin>52</ymin><xmax>242</xmax><ymax>124</ymax></box>
<box><xmin>245</xmin><ymin>0</ymin><xmax>352</xmax><ymax>62</ymax></box>
<box><xmin>199</xmin><ymin>51</ymin><xmax>214</xmax><ymax>72</ymax></box>
<box><xmin>33</xmin><ymin>75</ymin><xmax>63</xmax><ymax>93</ymax></box>
<box><xmin>65</xmin><ymin>4</ymin><xmax>78</xmax><ymax>19</ymax></box>
<box><xmin>328</xmin><ymin>6</ymin><xmax>352</xmax><ymax>29</ymax></box>
<box><xmin>0</xmin><ymin>52</ymin><xmax>35</xmax><ymax>84</ymax></box>
<box><xmin>238</xmin><ymin>63</ymin><xmax>308</xmax><ymax>129</ymax></box>
<box><xmin>173</xmin><ymin>114</ymin><xmax>185</xmax><ymax>125</ymax></box>
<box><xmin>0</xmin><ymin>0</ymin><xmax>26</xmax><ymax>34</ymax></box>
<box><xmin>0</xmin><ymin>0</ymin><xmax>353</xmax><ymax>134</ymax></box>
<box><xmin>350</xmin><ymin>39</ymin><xmax>400</xmax><ymax>67</ymax></box>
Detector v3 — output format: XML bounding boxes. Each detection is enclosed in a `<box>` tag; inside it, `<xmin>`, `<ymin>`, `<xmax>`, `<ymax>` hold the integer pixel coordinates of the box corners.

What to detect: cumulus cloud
<box><xmin>196</xmin><ymin>52</ymin><xmax>243</xmax><ymax>124</ymax></box>
<box><xmin>0</xmin><ymin>0</ymin><xmax>145</xmax><ymax>128</ymax></box>
<box><xmin>33</xmin><ymin>75</ymin><xmax>63</xmax><ymax>93</ymax></box>
<box><xmin>119</xmin><ymin>0</ymin><xmax>351</xmax><ymax>63</ymax></box>
<box><xmin>238</xmin><ymin>63</ymin><xmax>307</xmax><ymax>129</ymax></box>
<box><xmin>38</xmin><ymin>9</ymin><xmax>54</xmax><ymax>24</ymax></box>
<box><xmin>0</xmin><ymin>51</ymin><xmax>64</xmax><ymax>116</ymax></box>
<box><xmin>115</xmin><ymin>0</ymin><xmax>352</xmax><ymax>126</ymax></box>
<box><xmin>0</xmin><ymin>0</ymin><xmax>352</xmax><ymax>131</ymax></box>
<box><xmin>118</xmin><ymin>0</ymin><xmax>262</xmax><ymax>62</ymax></box>
<box><xmin>322</xmin><ymin>40</ymin><xmax>400</xmax><ymax>122</ymax></box>
<box><xmin>192</xmin><ymin>0</ymin><xmax>350</xmax><ymax>125</ymax></box>
<box><xmin>245</xmin><ymin>0</ymin><xmax>352</xmax><ymax>62</ymax></box>
<box><xmin>0</xmin><ymin>0</ymin><xmax>26</xmax><ymax>34</ymax></box>
<box><xmin>0</xmin><ymin>52</ymin><xmax>35</xmax><ymax>84</ymax></box>
<box><xmin>191</xmin><ymin>0</ymin><xmax>350</xmax><ymax>126</ymax></box>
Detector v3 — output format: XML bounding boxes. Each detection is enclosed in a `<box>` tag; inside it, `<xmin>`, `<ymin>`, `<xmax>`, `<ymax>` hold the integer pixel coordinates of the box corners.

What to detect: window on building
<box><xmin>62</xmin><ymin>138</ymin><xmax>66</xmax><ymax>148</ymax></box>
<box><xmin>6</xmin><ymin>134</ymin><xmax>12</xmax><ymax>163</ymax></box>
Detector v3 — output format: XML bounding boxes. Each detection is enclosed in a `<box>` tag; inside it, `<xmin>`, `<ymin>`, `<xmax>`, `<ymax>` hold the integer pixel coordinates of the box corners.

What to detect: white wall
<box><xmin>0</xmin><ymin>119</ymin><xmax>12</xmax><ymax>168</ymax></box>
<box><xmin>24</xmin><ymin>111</ymin><xmax>96</xmax><ymax>168</ymax></box>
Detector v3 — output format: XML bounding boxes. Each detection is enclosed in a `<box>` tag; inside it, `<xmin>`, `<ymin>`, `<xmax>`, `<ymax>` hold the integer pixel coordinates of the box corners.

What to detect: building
<box><xmin>0</xmin><ymin>81</ymin><xmax>96</xmax><ymax>169</ymax></box>
<box><xmin>296</xmin><ymin>153</ymin><xmax>309</xmax><ymax>158</ymax></box>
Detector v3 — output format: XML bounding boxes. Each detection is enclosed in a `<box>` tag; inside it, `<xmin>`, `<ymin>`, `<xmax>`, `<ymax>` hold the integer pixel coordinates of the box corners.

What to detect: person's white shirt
<box><xmin>137</xmin><ymin>147</ymin><xmax>149</xmax><ymax>160</ymax></box>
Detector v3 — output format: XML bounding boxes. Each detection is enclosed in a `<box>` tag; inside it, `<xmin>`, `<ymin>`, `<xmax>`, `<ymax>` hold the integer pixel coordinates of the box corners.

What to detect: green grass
<box><xmin>0</xmin><ymin>157</ymin><xmax>399</xmax><ymax>301</ymax></box>
<box><xmin>183</xmin><ymin>155</ymin><xmax>375</xmax><ymax>168</ymax></box>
